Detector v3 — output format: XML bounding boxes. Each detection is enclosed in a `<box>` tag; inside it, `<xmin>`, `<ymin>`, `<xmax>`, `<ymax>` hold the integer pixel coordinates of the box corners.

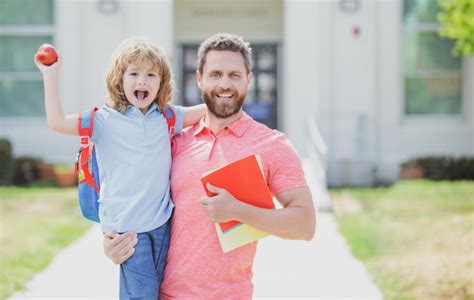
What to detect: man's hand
<box><xmin>199</xmin><ymin>183</ymin><xmax>243</xmax><ymax>223</ymax></box>
<box><xmin>103</xmin><ymin>231</ymin><xmax>138</xmax><ymax>265</ymax></box>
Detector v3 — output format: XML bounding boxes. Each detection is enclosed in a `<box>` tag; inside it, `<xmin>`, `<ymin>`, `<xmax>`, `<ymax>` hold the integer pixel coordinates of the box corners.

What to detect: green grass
<box><xmin>0</xmin><ymin>187</ymin><xmax>91</xmax><ymax>299</ymax></box>
<box><xmin>331</xmin><ymin>180</ymin><xmax>474</xmax><ymax>300</ymax></box>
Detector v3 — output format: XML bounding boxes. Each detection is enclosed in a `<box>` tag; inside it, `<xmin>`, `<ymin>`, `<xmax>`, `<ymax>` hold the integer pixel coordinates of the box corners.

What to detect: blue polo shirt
<box><xmin>91</xmin><ymin>104</ymin><xmax>184</xmax><ymax>233</ymax></box>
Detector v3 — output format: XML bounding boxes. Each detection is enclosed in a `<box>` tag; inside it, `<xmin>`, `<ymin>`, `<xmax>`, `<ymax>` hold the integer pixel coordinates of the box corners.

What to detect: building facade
<box><xmin>1</xmin><ymin>0</ymin><xmax>473</xmax><ymax>186</ymax></box>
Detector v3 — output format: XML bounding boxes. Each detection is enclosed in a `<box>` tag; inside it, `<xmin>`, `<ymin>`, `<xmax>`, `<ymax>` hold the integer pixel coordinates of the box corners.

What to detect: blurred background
<box><xmin>0</xmin><ymin>0</ymin><xmax>473</xmax><ymax>299</ymax></box>
<box><xmin>0</xmin><ymin>0</ymin><xmax>472</xmax><ymax>186</ymax></box>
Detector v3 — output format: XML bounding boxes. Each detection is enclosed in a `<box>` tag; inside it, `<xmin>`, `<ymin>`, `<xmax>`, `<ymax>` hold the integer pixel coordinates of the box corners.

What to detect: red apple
<box><xmin>36</xmin><ymin>44</ymin><xmax>58</xmax><ymax>66</ymax></box>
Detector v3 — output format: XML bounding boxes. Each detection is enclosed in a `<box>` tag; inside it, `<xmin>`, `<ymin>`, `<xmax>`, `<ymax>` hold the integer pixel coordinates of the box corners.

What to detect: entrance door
<box><xmin>181</xmin><ymin>44</ymin><xmax>279</xmax><ymax>129</ymax></box>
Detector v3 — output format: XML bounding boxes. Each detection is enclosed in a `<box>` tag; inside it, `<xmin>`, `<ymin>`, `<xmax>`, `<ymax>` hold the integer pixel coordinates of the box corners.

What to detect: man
<box><xmin>104</xmin><ymin>33</ymin><xmax>316</xmax><ymax>299</ymax></box>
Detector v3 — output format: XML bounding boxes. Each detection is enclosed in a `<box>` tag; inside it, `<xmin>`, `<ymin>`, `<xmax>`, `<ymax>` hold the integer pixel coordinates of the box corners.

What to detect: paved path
<box><xmin>10</xmin><ymin>159</ymin><xmax>383</xmax><ymax>300</ymax></box>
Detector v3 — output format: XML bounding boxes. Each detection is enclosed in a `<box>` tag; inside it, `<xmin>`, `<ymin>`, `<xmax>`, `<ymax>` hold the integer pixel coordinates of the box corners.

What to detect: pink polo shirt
<box><xmin>160</xmin><ymin>112</ymin><xmax>308</xmax><ymax>299</ymax></box>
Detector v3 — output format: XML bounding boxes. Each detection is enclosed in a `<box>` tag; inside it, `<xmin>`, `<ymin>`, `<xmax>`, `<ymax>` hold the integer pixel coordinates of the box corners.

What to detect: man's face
<box><xmin>197</xmin><ymin>50</ymin><xmax>252</xmax><ymax>119</ymax></box>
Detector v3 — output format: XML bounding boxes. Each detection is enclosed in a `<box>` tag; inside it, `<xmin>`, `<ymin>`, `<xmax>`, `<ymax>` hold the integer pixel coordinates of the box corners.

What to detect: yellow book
<box><xmin>215</xmin><ymin>222</ymin><xmax>269</xmax><ymax>253</ymax></box>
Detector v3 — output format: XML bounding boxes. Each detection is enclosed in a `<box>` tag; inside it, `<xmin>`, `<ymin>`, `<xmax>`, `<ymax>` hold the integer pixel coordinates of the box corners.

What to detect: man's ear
<box><xmin>196</xmin><ymin>70</ymin><xmax>202</xmax><ymax>89</ymax></box>
<box><xmin>247</xmin><ymin>71</ymin><xmax>253</xmax><ymax>85</ymax></box>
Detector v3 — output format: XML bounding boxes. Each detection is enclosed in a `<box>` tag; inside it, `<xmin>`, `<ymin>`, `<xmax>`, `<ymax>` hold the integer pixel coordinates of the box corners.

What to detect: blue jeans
<box><xmin>119</xmin><ymin>219</ymin><xmax>171</xmax><ymax>300</ymax></box>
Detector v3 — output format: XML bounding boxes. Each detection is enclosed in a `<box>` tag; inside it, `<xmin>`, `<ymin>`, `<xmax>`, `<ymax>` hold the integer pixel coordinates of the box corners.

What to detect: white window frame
<box><xmin>0</xmin><ymin>23</ymin><xmax>55</xmax><ymax>119</ymax></box>
<box><xmin>400</xmin><ymin>8</ymin><xmax>465</xmax><ymax>122</ymax></box>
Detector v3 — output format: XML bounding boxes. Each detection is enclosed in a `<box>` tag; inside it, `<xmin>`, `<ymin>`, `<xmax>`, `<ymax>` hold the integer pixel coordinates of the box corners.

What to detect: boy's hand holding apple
<box><xmin>34</xmin><ymin>44</ymin><xmax>62</xmax><ymax>74</ymax></box>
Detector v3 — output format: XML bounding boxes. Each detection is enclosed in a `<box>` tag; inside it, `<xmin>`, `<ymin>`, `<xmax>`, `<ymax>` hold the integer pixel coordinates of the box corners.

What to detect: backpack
<box><xmin>75</xmin><ymin>106</ymin><xmax>176</xmax><ymax>222</ymax></box>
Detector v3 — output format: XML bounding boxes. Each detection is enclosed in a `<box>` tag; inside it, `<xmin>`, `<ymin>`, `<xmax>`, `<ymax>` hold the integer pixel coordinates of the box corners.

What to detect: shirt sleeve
<box><xmin>264</xmin><ymin>133</ymin><xmax>308</xmax><ymax>195</ymax></box>
<box><xmin>170</xmin><ymin>105</ymin><xmax>185</xmax><ymax>135</ymax></box>
<box><xmin>90</xmin><ymin>107</ymin><xmax>110</xmax><ymax>143</ymax></box>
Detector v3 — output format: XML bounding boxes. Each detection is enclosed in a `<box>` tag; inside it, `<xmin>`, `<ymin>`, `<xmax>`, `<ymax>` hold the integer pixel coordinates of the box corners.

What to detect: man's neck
<box><xmin>204</xmin><ymin>110</ymin><xmax>244</xmax><ymax>133</ymax></box>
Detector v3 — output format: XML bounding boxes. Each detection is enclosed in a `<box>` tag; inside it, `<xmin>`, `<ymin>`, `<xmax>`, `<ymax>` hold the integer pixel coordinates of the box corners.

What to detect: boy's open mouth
<box><xmin>134</xmin><ymin>90</ymin><xmax>149</xmax><ymax>100</ymax></box>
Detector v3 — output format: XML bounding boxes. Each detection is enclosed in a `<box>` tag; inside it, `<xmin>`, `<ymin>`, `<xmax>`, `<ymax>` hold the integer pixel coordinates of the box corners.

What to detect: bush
<box><xmin>0</xmin><ymin>138</ymin><xmax>14</xmax><ymax>185</ymax></box>
<box><xmin>401</xmin><ymin>156</ymin><xmax>474</xmax><ymax>180</ymax></box>
<box><xmin>12</xmin><ymin>156</ymin><xmax>43</xmax><ymax>186</ymax></box>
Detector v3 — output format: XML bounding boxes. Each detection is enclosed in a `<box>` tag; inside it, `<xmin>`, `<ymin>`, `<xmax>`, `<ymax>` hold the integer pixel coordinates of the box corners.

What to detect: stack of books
<box><xmin>201</xmin><ymin>155</ymin><xmax>275</xmax><ymax>253</ymax></box>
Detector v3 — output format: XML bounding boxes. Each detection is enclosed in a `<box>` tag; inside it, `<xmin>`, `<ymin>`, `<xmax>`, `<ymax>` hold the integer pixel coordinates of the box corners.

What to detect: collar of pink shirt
<box><xmin>193</xmin><ymin>111</ymin><xmax>252</xmax><ymax>137</ymax></box>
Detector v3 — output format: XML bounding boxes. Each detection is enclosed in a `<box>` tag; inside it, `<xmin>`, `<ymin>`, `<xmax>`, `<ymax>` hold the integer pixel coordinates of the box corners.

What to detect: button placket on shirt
<box><xmin>206</xmin><ymin>130</ymin><xmax>217</xmax><ymax>160</ymax></box>
<box><xmin>142</xmin><ymin>107</ymin><xmax>157</xmax><ymax>137</ymax></box>
<box><xmin>140</xmin><ymin>116</ymin><xmax>145</xmax><ymax>136</ymax></box>
<box><xmin>129</xmin><ymin>106</ymin><xmax>146</xmax><ymax>137</ymax></box>
<box><xmin>207</xmin><ymin>128</ymin><xmax>233</xmax><ymax>160</ymax></box>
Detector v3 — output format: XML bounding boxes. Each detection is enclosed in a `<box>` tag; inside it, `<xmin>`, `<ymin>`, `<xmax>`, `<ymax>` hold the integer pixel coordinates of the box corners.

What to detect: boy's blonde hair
<box><xmin>106</xmin><ymin>37</ymin><xmax>174</xmax><ymax>112</ymax></box>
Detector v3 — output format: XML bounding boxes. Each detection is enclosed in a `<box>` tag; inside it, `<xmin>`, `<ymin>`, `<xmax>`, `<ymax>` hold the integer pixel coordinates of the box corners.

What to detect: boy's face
<box><xmin>122</xmin><ymin>59</ymin><xmax>161</xmax><ymax>114</ymax></box>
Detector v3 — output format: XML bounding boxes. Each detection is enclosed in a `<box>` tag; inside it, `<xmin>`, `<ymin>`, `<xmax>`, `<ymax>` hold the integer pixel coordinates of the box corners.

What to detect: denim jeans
<box><xmin>119</xmin><ymin>219</ymin><xmax>171</xmax><ymax>300</ymax></box>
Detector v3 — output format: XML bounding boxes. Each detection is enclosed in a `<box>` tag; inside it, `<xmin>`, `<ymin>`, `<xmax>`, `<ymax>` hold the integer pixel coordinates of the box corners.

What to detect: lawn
<box><xmin>331</xmin><ymin>180</ymin><xmax>474</xmax><ymax>300</ymax></box>
<box><xmin>0</xmin><ymin>187</ymin><xmax>91</xmax><ymax>299</ymax></box>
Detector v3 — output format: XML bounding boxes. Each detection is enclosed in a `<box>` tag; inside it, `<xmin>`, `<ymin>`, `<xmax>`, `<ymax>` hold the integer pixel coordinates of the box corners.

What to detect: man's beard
<box><xmin>202</xmin><ymin>88</ymin><xmax>245</xmax><ymax>119</ymax></box>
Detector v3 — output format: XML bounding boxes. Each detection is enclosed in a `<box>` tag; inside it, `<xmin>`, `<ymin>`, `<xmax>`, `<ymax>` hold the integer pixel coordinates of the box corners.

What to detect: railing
<box><xmin>304</xmin><ymin>113</ymin><xmax>332</xmax><ymax>212</ymax></box>
<box><xmin>305</xmin><ymin>113</ymin><xmax>328</xmax><ymax>172</ymax></box>
<box><xmin>323</xmin><ymin>112</ymin><xmax>380</xmax><ymax>187</ymax></box>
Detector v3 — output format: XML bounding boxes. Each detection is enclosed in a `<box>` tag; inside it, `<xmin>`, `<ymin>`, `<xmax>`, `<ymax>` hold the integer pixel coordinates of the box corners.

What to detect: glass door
<box><xmin>181</xmin><ymin>44</ymin><xmax>279</xmax><ymax>129</ymax></box>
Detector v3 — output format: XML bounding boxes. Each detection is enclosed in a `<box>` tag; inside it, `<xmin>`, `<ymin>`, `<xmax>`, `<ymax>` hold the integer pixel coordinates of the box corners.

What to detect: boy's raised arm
<box><xmin>35</xmin><ymin>53</ymin><xmax>78</xmax><ymax>136</ymax></box>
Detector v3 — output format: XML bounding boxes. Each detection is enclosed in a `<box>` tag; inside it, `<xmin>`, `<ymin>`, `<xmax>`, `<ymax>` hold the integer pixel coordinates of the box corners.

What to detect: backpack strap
<box><xmin>163</xmin><ymin>106</ymin><xmax>176</xmax><ymax>139</ymax></box>
<box><xmin>77</xmin><ymin>107</ymin><xmax>99</xmax><ymax>192</ymax></box>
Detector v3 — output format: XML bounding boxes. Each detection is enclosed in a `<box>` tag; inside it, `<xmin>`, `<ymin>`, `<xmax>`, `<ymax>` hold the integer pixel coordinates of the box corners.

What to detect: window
<box><xmin>0</xmin><ymin>0</ymin><xmax>54</xmax><ymax>117</ymax></box>
<box><xmin>402</xmin><ymin>0</ymin><xmax>462</xmax><ymax>115</ymax></box>
<box><xmin>181</xmin><ymin>44</ymin><xmax>279</xmax><ymax>129</ymax></box>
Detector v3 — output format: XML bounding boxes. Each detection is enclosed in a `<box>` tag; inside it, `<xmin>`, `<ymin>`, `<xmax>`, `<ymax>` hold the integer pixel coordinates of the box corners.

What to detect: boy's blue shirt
<box><xmin>91</xmin><ymin>103</ymin><xmax>185</xmax><ymax>233</ymax></box>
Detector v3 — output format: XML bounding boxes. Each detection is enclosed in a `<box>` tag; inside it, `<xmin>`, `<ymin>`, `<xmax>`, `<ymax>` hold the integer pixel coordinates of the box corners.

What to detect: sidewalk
<box><xmin>10</xmin><ymin>159</ymin><xmax>383</xmax><ymax>300</ymax></box>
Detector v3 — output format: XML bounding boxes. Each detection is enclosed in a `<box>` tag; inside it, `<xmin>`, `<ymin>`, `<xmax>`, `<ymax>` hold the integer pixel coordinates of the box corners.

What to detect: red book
<box><xmin>201</xmin><ymin>155</ymin><xmax>275</xmax><ymax>233</ymax></box>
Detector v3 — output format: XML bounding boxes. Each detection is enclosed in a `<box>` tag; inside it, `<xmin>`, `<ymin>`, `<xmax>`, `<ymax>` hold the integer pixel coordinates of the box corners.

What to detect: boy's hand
<box><xmin>34</xmin><ymin>52</ymin><xmax>62</xmax><ymax>75</ymax></box>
